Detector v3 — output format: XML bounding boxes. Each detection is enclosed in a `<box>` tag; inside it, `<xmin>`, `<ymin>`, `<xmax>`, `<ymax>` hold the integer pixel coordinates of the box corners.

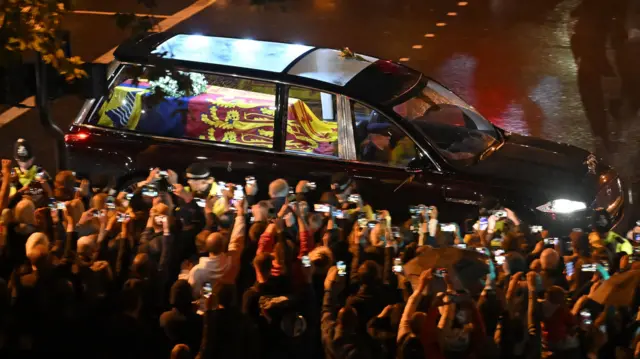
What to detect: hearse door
<box><xmin>345</xmin><ymin>100</ymin><xmax>444</xmax><ymax>224</ymax></box>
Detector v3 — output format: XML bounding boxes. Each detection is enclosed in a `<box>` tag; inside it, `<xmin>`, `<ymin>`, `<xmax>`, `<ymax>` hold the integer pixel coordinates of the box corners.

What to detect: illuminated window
<box><xmin>284</xmin><ymin>86</ymin><xmax>339</xmax><ymax>157</ymax></box>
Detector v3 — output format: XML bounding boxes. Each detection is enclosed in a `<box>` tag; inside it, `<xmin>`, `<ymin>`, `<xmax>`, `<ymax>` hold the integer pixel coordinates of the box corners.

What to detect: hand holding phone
<box><xmin>434</xmin><ymin>268</ymin><xmax>447</xmax><ymax>277</ymax></box>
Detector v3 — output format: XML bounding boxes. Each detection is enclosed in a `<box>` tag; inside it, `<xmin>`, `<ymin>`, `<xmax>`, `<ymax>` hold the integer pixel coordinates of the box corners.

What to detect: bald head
<box><xmin>206</xmin><ymin>232</ymin><xmax>225</xmax><ymax>255</ymax></box>
<box><xmin>28</xmin><ymin>244</ymin><xmax>49</xmax><ymax>268</ymax></box>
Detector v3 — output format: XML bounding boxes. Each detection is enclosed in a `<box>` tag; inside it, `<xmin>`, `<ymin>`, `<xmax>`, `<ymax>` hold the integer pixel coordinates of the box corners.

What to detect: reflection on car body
<box><xmin>65</xmin><ymin>32</ymin><xmax>625</xmax><ymax>234</ymax></box>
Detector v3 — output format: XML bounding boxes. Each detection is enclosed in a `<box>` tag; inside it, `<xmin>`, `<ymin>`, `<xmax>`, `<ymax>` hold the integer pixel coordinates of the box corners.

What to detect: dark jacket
<box><xmin>196</xmin><ymin>308</ymin><xmax>259</xmax><ymax>359</ymax></box>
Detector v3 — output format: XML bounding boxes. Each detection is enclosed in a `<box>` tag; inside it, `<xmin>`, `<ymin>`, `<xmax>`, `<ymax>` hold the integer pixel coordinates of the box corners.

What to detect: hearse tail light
<box><xmin>65</xmin><ymin>132</ymin><xmax>90</xmax><ymax>142</ymax></box>
<box><xmin>536</xmin><ymin>199</ymin><xmax>587</xmax><ymax>214</ymax></box>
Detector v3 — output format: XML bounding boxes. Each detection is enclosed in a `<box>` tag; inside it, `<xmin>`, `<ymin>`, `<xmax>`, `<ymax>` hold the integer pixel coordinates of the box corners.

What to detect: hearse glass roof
<box><xmin>287</xmin><ymin>48</ymin><xmax>378</xmax><ymax>86</ymax></box>
<box><xmin>152</xmin><ymin>34</ymin><xmax>314</xmax><ymax>73</ymax></box>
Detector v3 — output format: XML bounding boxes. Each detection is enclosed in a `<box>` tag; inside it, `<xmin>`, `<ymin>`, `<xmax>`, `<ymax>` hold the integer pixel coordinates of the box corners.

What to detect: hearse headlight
<box><xmin>536</xmin><ymin>199</ymin><xmax>587</xmax><ymax>214</ymax></box>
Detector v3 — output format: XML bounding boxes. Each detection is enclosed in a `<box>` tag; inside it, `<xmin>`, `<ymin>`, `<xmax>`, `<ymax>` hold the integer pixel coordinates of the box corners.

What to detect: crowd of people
<box><xmin>2</xmin><ymin>138</ymin><xmax>640</xmax><ymax>359</ymax></box>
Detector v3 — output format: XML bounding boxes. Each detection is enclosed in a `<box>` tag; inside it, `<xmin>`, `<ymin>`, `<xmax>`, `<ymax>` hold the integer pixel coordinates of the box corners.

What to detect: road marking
<box><xmin>412</xmin><ymin>45</ymin><xmax>423</xmax><ymax>49</ymax></box>
<box><xmin>458</xmin><ymin>1</ymin><xmax>469</xmax><ymax>6</ymax></box>
<box><xmin>0</xmin><ymin>0</ymin><xmax>217</xmax><ymax>128</ymax></box>
<box><xmin>436</xmin><ymin>22</ymin><xmax>447</xmax><ymax>27</ymax></box>
<box><xmin>447</xmin><ymin>12</ymin><xmax>458</xmax><ymax>16</ymax></box>
<box><xmin>399</xmin><ymin>58</ymin><xmax>410</xmax><ymax>62</ymax></box>
<box><xmin>424</xmin><ymin>33</ymin><xmax>436</xmax><ymax>38</ymax></box>
<box><xmin>70</xmin><ymin>10</ymin><xmax>171</xmax><ymax>18</ymax></box>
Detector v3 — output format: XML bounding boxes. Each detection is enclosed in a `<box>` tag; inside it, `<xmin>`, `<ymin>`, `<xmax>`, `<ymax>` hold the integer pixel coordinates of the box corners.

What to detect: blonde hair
<box><xmin>14</xmin><ymin>198</ymin><xmax>36</xmax><ymax>225</ymax></box>
<box><xmin>26</xmin><ymin>232</ymin><xmax>50</xmax><ymax>258</ymax></box>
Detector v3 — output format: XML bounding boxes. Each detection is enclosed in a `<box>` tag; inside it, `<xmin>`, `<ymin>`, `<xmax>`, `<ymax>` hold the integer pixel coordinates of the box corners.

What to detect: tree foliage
<box><xmin>1</xmin><ymin>0</ymin><xmax>290</xmax><ymax>101</ymax></box>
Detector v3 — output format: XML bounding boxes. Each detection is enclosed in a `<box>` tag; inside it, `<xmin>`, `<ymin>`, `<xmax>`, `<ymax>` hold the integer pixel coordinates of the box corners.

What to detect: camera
<box><xmin>357</xmin><ymin>218</ymin><xmax>368</xmax><ymax>229</ymax></box>
<box><xmin>543</xmin><ymin>238</ymin><xmax>559</xmax><ymax>246</ymax></box>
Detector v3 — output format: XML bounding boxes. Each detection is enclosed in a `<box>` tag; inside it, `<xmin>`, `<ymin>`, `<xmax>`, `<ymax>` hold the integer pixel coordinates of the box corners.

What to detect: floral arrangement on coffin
<box><xmin>339</xmin><ymin>47</ymin><xmax>370</xmax><ymax>62</ymax></box>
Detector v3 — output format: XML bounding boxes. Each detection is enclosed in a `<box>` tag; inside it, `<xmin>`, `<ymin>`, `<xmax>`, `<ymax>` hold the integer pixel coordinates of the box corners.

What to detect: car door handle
<box><xmin>442</xmin><ymin>187</ymin><xmax>481</xmax><ymax>205</ymax></box>
<box><xmin>353</xmin><ymin>175</ymin><xmax>374</xmax><ymax>180</ymax></box>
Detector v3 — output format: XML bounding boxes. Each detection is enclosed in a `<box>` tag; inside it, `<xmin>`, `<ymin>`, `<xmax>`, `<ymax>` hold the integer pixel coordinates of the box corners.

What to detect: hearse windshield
<box><xmin>393</xmin><ymin>80</ymin><xmax>499</xmax><ymax>165</ymax></box>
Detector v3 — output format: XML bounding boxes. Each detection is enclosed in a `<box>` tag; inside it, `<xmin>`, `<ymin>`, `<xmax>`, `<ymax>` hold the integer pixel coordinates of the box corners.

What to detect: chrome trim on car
<box><xmin>337</xmin><ymin>95</ymin><xmax>357</xmax><ymax>160</ymax></box>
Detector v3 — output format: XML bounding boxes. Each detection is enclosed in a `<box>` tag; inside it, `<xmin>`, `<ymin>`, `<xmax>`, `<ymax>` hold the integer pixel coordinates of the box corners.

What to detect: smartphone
<box><xmin>314</xmin><ymin>204</ymin><xmax>331</xmax><ymax>213</ymax></box>
<box><xmin>636</xmin><ymin>220</ymin><xmax>640</xmax><ymax>227</ymax></box>
<box><xmin>566</xmin><ymin>261</ymin><xmax>574</xmax><ymax>277</ymax></box>
<box><xmin>125</xmin><ymin>192</ymin><xmax>134</xmax><ymax>201</ymax></box>
<box><xmin>142</xmin><ymin>185</ymin><xmax>158</xmax><ymax>197</ymax></box>
<box><xmin>302</xmin><ymin>255</ymin><xmax>311</xmax><ymax>268</ymax></box>
<box><xmin>478</xmin><ymin>216</ymin><xmax>488</xmax><ymax>230</ymax></box>
<box><xmin>92</xmin><ymin>210</ymin><xmax>104</xmax><ymax>218</ymax></box>
<box><xmin>117</xmin><ymin>212</ymin><xmax>130</xmax><ymax>222</ymax></box>
<box><xmin>392</xmin><ymin>257</ymin><xmax>403</xmax><ymax>273</ymax></box>
<box><xmin>572</xmin><ymin>228</ymin><xmax>583</xmax><ymax>233</ymax></box>
<box><xmin>582</xmin><ymin>263</ymin><xmax>596</xmax><ymax>272</ymax></box>
<box><xmin>306</xmin><ymin>182</ymin><xmax>317</xmax><ymax>190</ymax></box>
<box><xmin>454</xmin><ymin>243</ymin><xmax>467</xmax><ymax>249</ymax></box>
<box><xmin>337</xmin><ymin>261</ymin><xmax>347</xmax><ymax>276</ymax></box>
<box><xmin>530</xmin><ymin>225</ymin><xmax>543</xmax><ymax>233</ymax></box>
<box><xmin>475</xmin><ymin>247</ymin><xmax>486</xmax><ymax>254</ymax></box>
<box><xmin>348</xmin><ymin>194</ymin><xmax>361</xmax><ymax>203</ymax></box>
<box><xmin>158</xmin><ymin>170</ymin><xmax>168</xmax><ymax>177</ymax></box>
<box><xmin>434</xmin><ymin>268</ymin><xmax>448</xmax><ymax>277</ymax></box>
<box><xmin>391</xmin><ymin>227</ymin><xmax>401</xmax><ymax>238</ymax></box>
<box><xmin>333</xmin><ymin>209</ymin><xmax>345</xmax><ymax>219</ymax></box>
<box><xmin>599</xmin><ymin>261</ymin><xmax>610</xmax><ymax>272</ymax></box>
<box><xmin>195</xmin><ymin>198</ymin><xmax>206</xmax><ymax>208</ymax></box>
<box><xmin>493</xmin><ymin>249</ymin><xmax>505</xmax><ymax>256</ymax></box>
<box><xmin>245</xmin><ymin>176</ymin><xmax>256</xmax><ymax>185</ymax></box>
<box><xmin>580</xmin><ymin>310</ymin><xmax>592</xmax><ymax>325</ymax></box>
<box><xmin>157</xmin><ymin>215</ymin><xmax>167</xmax><ymax>223</ymax></box>
<box><xmin>203</xmin><ymin>282</ymin><xmax>213</xmax><ymax>299</ymax></box>
<box><xmin>106</xmin><ymin>196</ymin><xmax>116</xmax><ymax>210</ymax></box>
<box><xmin>216</xmin><ymin>182</ymin><xmax>226</xmax><ymax>196</ymax></box>
<box><xmin>56</xmin><ymin>202</ymin><xmax>66</xmax><ymax>210</ymax></box>
<box><xmin>357</xmin><ymin>218</ymin><xmax>368</xmax><ymax>229</ymax></box>
<box><xmin>495</xmin><ymin>255</ymin><xmax>505</xmax><ymax>265</ymax></box>
<box><xmin>440</xmin><ymin>223</ymin><xmax>456</xmax><ymax>232</ymax></box>
<box><xmin>233</xmin><ymin>185</ymin><xmax>244</xmax><ymax>200</ymax></box>
<box><xmin>375</xmin><ymin>210</ymin><xmax>385</xmax><ymax>222</ymax></box>
<box><xmin>288</xmin><ymin>200</ymin><xmax>298</xmax><ymax>209</ymax></box>
<box><xmin>367</xmin><ymin>221</ymin><xmax>378</xmax><ymax>229</ymax></box>
<box><xmin>543</xmin><ymin>238</ymin><xmax>559</xmax><ymax>245</ymax></box>
<box><xmin>635</xmin><ymin>233</ymin><xmax>640</xmax><ymax>243</ymax></box>
<box><xmin>494</xmin><ymin>210</ymin><xmax>507</xmax><ymax>219</ymax></box>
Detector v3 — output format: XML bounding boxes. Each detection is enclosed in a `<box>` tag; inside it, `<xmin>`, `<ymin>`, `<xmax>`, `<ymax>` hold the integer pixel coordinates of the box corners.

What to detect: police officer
<box><xmin>361</xmin><ymin>123</ymin><xmax>392</xmax><ymax>164</ymax></box>
<box><xmin>172</xmin><ymin>163</ymin><xmax>218</xmax><ymax>260</ymax></box>
<box><xmin>10</xmin><ymin>139</ymin><xmax>51</xmax><ymax>201</ymax></box>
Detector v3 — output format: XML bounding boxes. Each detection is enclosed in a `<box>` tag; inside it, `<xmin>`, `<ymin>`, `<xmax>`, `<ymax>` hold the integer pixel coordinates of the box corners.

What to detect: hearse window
<box><xmin>284</xmin><ymin>86</ymin><xmax>339</xmax><ymax>158</ymax></box>
<box><xmin>89</xmin><ymin>66</ymin><xmax>278</xmax><ymax>149</ymax></box>
<box><xmin>352</xmin><ymin>102</ymin><xmax>417</xmax><ymax>168</ymax></box>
